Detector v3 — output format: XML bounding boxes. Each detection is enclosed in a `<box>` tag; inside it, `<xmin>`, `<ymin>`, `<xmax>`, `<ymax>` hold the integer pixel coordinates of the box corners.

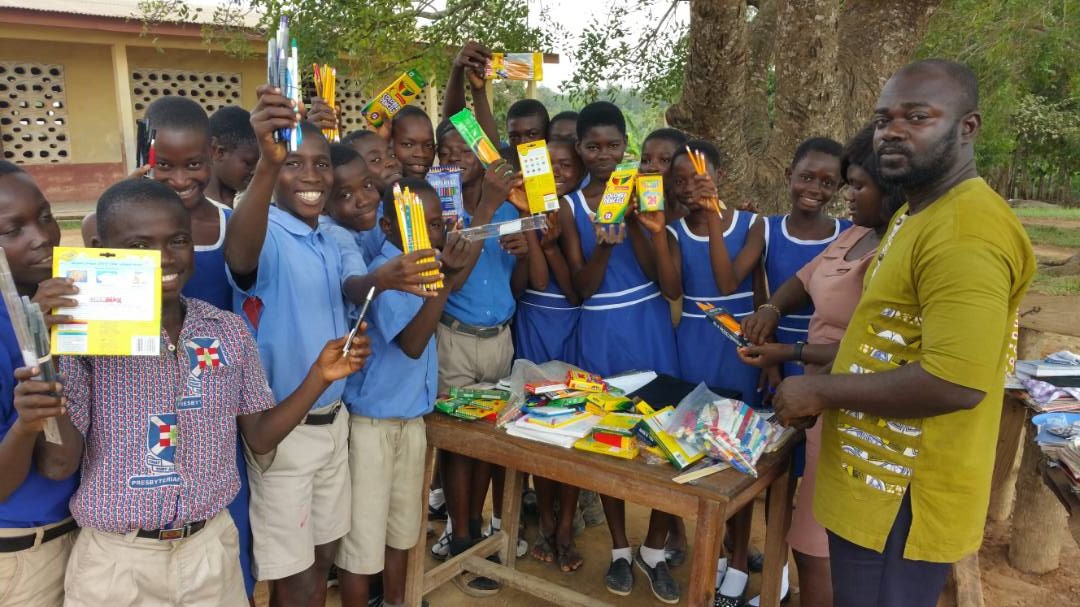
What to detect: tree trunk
<box><xmin>744</xmin><ymin>0</ymin><xmax>777</xmax><ymax>159</ymax></box>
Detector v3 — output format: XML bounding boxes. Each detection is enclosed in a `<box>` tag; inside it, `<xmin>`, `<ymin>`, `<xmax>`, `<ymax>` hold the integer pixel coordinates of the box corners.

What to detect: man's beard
<box><xmin>879</xmin><ymin>124</ymin><xmax>959</xmax><ymax>188</ymax></box>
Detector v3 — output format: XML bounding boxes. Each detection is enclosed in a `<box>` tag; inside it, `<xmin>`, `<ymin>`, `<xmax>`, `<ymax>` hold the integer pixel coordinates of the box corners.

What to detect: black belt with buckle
<box><xmin>439</xmin><ymin>314</ymin><xmax>506</xmax><ymax>339</ymax></box>
<box><xmin>303</xmin><ymin>403</ymin><xmax>342</xmax><ymax>426</ymax></box>
<box><xmin>136</xmin><ymin>519</ymin><xmax>207</xmax><ymax>541</ymax></box>
<box><xmin>0</xmin><ymin>519</ymin><xmax>78</xmax><ymax>553</ymax></box>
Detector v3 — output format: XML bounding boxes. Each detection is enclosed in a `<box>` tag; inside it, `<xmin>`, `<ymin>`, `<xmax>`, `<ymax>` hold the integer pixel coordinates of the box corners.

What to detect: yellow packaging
<box><xmin>486</xmin><ymin>52</ymin><xmax>543</xmax><ymax>81</ymax></box>
<box><xmin>636</xmin><ymin>174</ymin><xmax>664</xmax><ymax>212</ymax></box>
<box><xmin>585</xmin><ymin>392</ymin><xmax>633</xmax><ymax>417</ymax></box>
<box><xmin>566</xmin><ymin>369</ymin><xmax>606</xmax><ymax>393</ymax></box>
<box><xmin>516</xmin><ymin>140</ymin><xmax>560</xmax><ymax>214</ymax></box>
<box><xmin>642</xmin><ymin>407</ymin><xmax>705</xmax><ymax>470</ymax></box>
<box><xmin>574</xmin><ymin>435</ymin><xmax>639</xmax><ymax>460</ymax></box>
<box><xmin>595</xmin><ymin>162</ymin><xmax>639</xmax><ymax>224</ymax></box>
<box><xmin>361</xmin><ymin>69</ymin><xmax>428</xmax><ymax>128</ymax></box>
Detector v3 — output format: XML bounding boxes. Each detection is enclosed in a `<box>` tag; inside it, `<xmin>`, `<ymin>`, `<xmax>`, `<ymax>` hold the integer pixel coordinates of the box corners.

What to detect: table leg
<box><xmin>760</xmin><ymin>460</ymin><xmax>796</xmax><ymax>607</ymax></box>
<box><xmin>499</xmin><ymin>467</ymin><xmax>524</xmax><ymax>567</ymax></box>
<box><xmin>404</xmin><ymin>444</ymin><xmax>437</xmax><ymax>607</ymax></box>
<box><xmin>687</xmin><ymin>499</ymin><xmax>723</xmax><ymax>607</ymax></box>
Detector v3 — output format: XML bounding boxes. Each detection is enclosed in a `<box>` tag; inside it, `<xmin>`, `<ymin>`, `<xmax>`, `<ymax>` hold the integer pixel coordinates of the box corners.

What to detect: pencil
<box><xmin>685</xmin><ymin>146</ymin><xmax>726</xmax><ymax>214</ymax></box>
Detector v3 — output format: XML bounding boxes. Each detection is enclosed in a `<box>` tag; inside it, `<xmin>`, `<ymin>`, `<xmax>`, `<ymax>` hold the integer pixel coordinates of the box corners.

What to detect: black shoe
<box><xmin>634</xmin><ymin>551</ymin><xmax>680</xmax><ymax>604</ymax></box>
<box><xmin>714</xmin><ymin>590</ymin><xmax>745</xmax><ymax>607</ymax></box>
<box><xmin>748</xmin><ymin>547</ymin><xmax>764</xmax><ymax>573</ymax></box>
<box><xmin>604</xmin><ymin>557</ymin><xmax>634</xmax><ymax>596</ymax></box>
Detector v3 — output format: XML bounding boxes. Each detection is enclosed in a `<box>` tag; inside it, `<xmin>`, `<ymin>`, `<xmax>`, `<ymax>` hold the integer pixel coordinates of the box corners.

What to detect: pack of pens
<box><xmin>267</xmin><ymin>15</ymin><xmax>302</xmax><ymax>151</ymax></box>
<box><xmin>393</xmin><ymin>184</ymin><xmax>443</xmax><ymax>290</ymax></box>
<box><xmin>665</xmin><ymin>383</ymin><xmax>776</xmax><ymax>476</ymax></box>
<box><xmin>0</xmin><ymin>249</ymin><xmax>62</xmax><ymax>444</ymax></box>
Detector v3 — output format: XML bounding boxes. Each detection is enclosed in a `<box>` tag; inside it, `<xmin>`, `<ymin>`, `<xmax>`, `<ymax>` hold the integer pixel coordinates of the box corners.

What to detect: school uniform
<box><xmin>319</xmin><ymin>214</ymin><xmax>386</xmax><ymax>266</ymax></box>
<box><xmin>336</xmin><ymin>239</ymin><xmax>433</xmax><ymax>575</ymax></box>
<box><xmin>670</xmin><ymin>211</ymin><xmax>761</xmax><ymax>405</ymax></box>
<box><xmin>0</xmin><ymin>307</ymin><xmax>78</xmax><ymax>607</ymax></box>
<box><xmin>57</xmin><ymin>298</ymin><xmax>276</xmax><ymax>606</ymax></box>
<box><xmin>569</xmin><ymin>189</ymin><xmax>678</xmax><ymax>377</ymax></box>
<box><xmin>229</xmin><ymin>205</ymin><xmax>366</xmax><ymax>581</ymax></box>
<box><xmin>436</xmin><ymin>202</ymin><xmax>519</xmax><ymax>391</ymax></box>
<box><xmin>762</xmin><ymin>215</ymin><xmax>850</xmax><ymax>378</ymax></box>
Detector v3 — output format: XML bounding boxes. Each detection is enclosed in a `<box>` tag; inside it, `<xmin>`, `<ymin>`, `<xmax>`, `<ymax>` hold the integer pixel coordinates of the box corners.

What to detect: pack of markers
<box><xmin>665</xmin><ymin>383</ymin><xmax>779</xmax><ymax>476</ymax></box>
<box><xmin>267</xmin><ymin>15</ymin><xmax>302</xmax><ymax>151</ymax></box>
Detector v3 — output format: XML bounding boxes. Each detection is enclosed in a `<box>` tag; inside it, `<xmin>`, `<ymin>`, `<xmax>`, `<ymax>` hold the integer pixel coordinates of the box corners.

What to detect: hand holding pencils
<box><xmin>311</xmin><ymin>64</ymin><xmax>339</xmax><ymax>142</ymax></box>
<box><xmin>686</xmin><ymin>146</ymin><xmax>726</xmax><ymax>215</ymax></box>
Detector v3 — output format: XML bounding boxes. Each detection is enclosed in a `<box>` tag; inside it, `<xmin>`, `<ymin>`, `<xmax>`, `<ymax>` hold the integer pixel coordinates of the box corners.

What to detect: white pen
<box><xmin>343</xmin><ymin>286</ymin><xmax>375</xmax><ymax>356</ymax></box>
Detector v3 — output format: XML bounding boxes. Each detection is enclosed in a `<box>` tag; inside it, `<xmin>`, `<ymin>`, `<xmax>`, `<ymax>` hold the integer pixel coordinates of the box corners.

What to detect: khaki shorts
<box><xmin>64</xmin><ymin>512</ymin><xmax>245</xmax><ymax>607</ymax></box>
<box><xmin>0</xmin><ymin>520</ymin><xmax>75</xmax><ymax>607</ymax></box>
<box><xmin>436</xmin><ymin>322</ymin><xmax>513</xmax><ymax>392</ymax></box>
<box><xmin>246</xmin><ymin>403</ymin><xmax>350</xmax><ymax>580</ymax></box>
<box><xmin>336</xmin><ymin>416</ymin><xmax>427</xmax><ymax>575</ymax></box>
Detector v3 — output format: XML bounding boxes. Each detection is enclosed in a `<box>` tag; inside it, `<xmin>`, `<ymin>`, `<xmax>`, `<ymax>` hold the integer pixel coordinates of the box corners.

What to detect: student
<box><xmin>773</xmin><ymin>59</ymin><xmax>1034</xmax><ymax>607</ymax></box>
<box><xmin>761</xmin><ymin>137</ymin><xmax>850</xmax><ymax>382</ymax></box>
<box><xmin>506</xmin><ymin>99</ymin><xmax>550</xmax><ymax>151</ymax></box>
<box><xmin>323</xmin><ymin>143</ymin><xmax>384</xmax><ymax>264</ymax></box>
<box><xmin>558</xmin><ymin>101</ymin><xmax>679</xmax><ymax>604</ymax></box>
<box><xmin>25</xmin><ymin>178</ymin><xmax>369</xmax><ymax>606</ymax></box>
<box><xmin>0</xmin><ymin>161</ymin><xmax>78</xmax><ymax>607</ymax></box>
<box><xmin>392</xmin><ymin>106</ymin><xmax>436</xmax><ymax>179</ymax></box>
<box><xmin>223</xmin><ymin>86</ymin><xmax>438</xmax><ymax>606</ymax></box>
<box><xmin>207</xmin><ymin>105</ymin><xmax>259</xmax><ymax>208</ymax></box>
<box><xmin>548</xmin><ymin>111</ymin><xmax>579</xmax><ymax>142</ymax></box>
<box><xmin>341</xmin><ymin>129</ymin><xmax>404</xmax><ymax>192</ymax></box>
<box><xmin>429</xmin><ymin>118</ymin><xmax>531</xmax><ymax>597</ymax></box>
<box><xmin>336</xmin><ymin>178</ymin><xmax>470</xmax><ymax>607</ymax></box>
<box><xmin>639</xmin><ymin>128</ymin><xmax>690</xmax><ymax>222</ymax></box>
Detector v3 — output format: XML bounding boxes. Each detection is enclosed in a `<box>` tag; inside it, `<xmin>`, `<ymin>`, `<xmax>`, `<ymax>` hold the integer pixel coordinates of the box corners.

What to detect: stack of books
<box><xmin>1016</xmin><ymin>354</ymin><xmax>1080</xmax><ymax>413</ymax></box>
<box><xmin>506</xmin><ymin>410</ymin><xmax>600</xmax><ymax>448</ymax></box>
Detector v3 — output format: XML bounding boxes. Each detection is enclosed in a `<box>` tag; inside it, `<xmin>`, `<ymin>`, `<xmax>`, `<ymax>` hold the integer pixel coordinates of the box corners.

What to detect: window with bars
<box><xmin>130</xmin><ymin>68</ymin><xmax>242</xmax><ymax>117</ymax></box>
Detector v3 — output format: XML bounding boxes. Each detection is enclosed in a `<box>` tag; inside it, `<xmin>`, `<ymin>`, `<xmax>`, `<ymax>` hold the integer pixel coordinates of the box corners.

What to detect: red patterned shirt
<box><xmin>60</xmin><ymin>297</ymin><xmax>275</xmax><ymax>533</ymax></box>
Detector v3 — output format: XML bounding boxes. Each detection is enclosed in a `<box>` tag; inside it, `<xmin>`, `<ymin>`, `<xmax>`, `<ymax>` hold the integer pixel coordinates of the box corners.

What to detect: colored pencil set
<box><xmin>685</xmin><ymin>146</ymin><xmax>726</xmax><ymax>214</ymax></box>
<box><xmin>392</xmin><ymin>184</ymin><xmax>443</xmax><ymax>291</ymax></box>
<box><xmin>311</xmin><ymin>63</ymin><xmax>339</xmax><ymax>142</ymax></box>
<box><xmin>267</xmin><ymin>15</ymin><xmax>302</xmax><ymax>151</ymax></box>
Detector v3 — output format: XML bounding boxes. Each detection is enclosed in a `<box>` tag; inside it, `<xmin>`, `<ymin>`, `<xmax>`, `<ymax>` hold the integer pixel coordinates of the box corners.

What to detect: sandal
<box><xmin>530</xmin><ymin>530</ymin><xmax>556</xmax><ymax>563</ymax></box>
<box><xmin>556</xmin><ymin>541</ymin><xmax>584</xmax><ymax>573</ymax></box>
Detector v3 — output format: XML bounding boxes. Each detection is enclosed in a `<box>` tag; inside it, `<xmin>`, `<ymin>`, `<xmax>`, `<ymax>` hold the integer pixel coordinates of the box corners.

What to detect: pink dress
<box><xmin>787</xmin><ymin>225</ymin><xmax>876</xmax><ymax>557</ymax></box>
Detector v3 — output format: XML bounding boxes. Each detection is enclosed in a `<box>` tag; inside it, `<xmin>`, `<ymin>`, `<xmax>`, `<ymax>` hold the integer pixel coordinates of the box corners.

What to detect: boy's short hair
<box><xmin>672</xmin><ymin>139</ymin><xmax>724</xmax><ymax>172</ymax></box>
<box><xmin>506</xmin><ymin>99</ymin><xmax>549</xmax><ymax>126</ymax></box>
<box><xmin>96</xmin><ymin>179</ymin><xmax>187</xmax><ymax>240</ymax></box>
<box><xmin>145</xmin><ymin>96</ymin><xmax>210</xmax><ymax>137</ymax></box>
<box><xmin>643</xmin><ymin>127</ymin><xmax>689</xmax><ymax>149</ymax></box>
<box><xmin>341</xmin><ymin>129</ymin><xmax>379</xmax><ymax>146</ymax></box>
<box><xmin>381</xmin><ymin>176</ymin><xmax>437</xmax><ymax>221</ymax></box>
<box><xmin>209</xmin><ymin>105</ymin><xmax>255</xmax><ymax>150</ymax></box>
<box><xmin>791</xmin><ymin>136</ymin><xmax>843</xmax><ymax>168</ymax></box>
<box><xmin>330</xmin><ymin>143</ymin><xmax>361</xmax><ymax>168</ymax></box>
<box><xmin>576</xmin><ymin>102</ymin><xmax>626</xmax><ymax>140</ymax></box>
<box><xmin>0</xmin><ymin>160</ymin><xmax>24</xmax><ymax>177</ymax></box>
<box><xmin>391</xmin><ymin>106</ymin><xmax>431</xmax><ymax>138</ymax></box>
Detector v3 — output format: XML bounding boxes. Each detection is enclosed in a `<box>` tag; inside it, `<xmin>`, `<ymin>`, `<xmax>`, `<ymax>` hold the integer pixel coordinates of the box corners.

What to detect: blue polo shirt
<box><xmin>319</xmin><ymin>214</ymin><xmax>385</xmax><ymax>266</ymax></box>
<box><xmin>229</xmin><ymin>206</ymin><xmax>366</xmax><ymax>409</ymax></box>
<box><xmin>443</xmin><ymin>201</ymin><xmax>519</xmax><ymax>327</ymax></box>
<box><xmin>0</xmin><ymin>306</ymin><xmax>77</xmax><ymax>528</ymax></box>
<box><xmin>343</xmin><ymin>240</ymin><xmax>437</xmax><ymax>419</ymax></box>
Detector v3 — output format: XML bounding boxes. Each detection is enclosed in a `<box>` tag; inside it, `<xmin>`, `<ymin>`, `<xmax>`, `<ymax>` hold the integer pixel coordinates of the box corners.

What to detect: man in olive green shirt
<box><xmin>772</xmin><ymin>59</ymin><xmax>1034</xmax><ymax>607</ymax></box>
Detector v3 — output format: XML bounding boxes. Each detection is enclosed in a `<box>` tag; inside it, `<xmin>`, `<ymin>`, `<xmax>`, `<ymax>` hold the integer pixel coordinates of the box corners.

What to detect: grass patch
<box><xmin>1013</xmin><ymin>207</ymin><xmax>1080</xmax><ymax>219</ymax></box>
<box><xmin>1024</xmin><ymin>225</ymin><xmax>1080</xmax><ymax>249</ymax></box>
<box><xmin>1030</xmin><ymin>273</ymin><xmax>1080</xmax><ymax>296</ymax></box>
<box><xmin>58</xmin><ymin>219</ymin><xmax>82</xmax><ymax>231</ymax></box>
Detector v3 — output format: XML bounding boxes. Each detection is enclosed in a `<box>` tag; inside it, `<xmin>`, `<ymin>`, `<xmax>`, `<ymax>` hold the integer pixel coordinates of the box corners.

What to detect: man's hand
<box><xmin>594</xmin><ymin>222</ymin><xmax>627</xmax><ymax>247</ymax></box>
<box><xmin>737</xmin><ymin>343</ymin><xmax>794</xmax><ymax>369</ymax></box>
<box><xmin>12</xmin><ymin>367</ymin><xmax>64</xmax><ymax>437</ymax></box>
<box><xmin>741</xmin><ymin>308</ymin><xmax>781</xmax><ymax>346</ymax></box>
<box><xmin>540</xmin><ymin>212</ymin><xmax>562</xmax><ymax>250</ymax></box>
<box><xmin>772</xmin><ymin>374</ymin><xmax>826</xmax><ymax>425</ymax></box>
<box><xmin>306</xmin><ymin>97</ymin><xmax>338</xmax><ymax>132</ymax></box>
<box><xmin>374</xmin><ymin>250</ymin><xmax>444</xmax><ymax>298</ymax></box>
<box><xmin>313</xmin><ymin>332</ymin><xmax>371</xmax><ymax>383</ymax></box>
<box><xmin>32</xmin><ymin>277</ymin><xmax>78</xmax><ymax>328</ymax></box>
<box><xmin>500</xmin><ymin>232</ymin><xmax>529</xmax><ymax>259</ymax></box>
<box><xmin>250</xmin><ymin>84</ymin><xmax>297</xmax><ymax>166</ymax></box>
<box><xmin>440</xmin><ymin>229</ymin><xmax>471</xmax><ymax>275</ymax></box>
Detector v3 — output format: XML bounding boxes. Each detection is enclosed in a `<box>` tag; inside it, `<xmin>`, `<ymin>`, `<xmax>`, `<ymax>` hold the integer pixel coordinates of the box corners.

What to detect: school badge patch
<box><xmin>179</xmin><ymin>337</ymin><xmax>229</xmax><ymax>411</ymax></box>
<box><xmin>130</xmin><ymin>413</ymin><xmax>182</xmax><ymax>488</ymax></box>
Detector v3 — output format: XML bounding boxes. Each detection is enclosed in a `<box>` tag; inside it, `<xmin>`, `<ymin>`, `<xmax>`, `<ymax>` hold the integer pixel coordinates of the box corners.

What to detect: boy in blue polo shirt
<box><xmin>336</xmin><ymin>177</ymin><xmax>470</xmax><ymax>607</ymax></box>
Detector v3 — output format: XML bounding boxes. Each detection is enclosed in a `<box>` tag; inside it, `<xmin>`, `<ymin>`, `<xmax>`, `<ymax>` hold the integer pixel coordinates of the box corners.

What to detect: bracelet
<box><xmin>758</xmin><ymin>303</ymin><xmax>781</xmax><ymax>318</ymax></box>
<box><xmin>793</xmin><ymin>341</ymin><xmax>806</xmax><ymax>364</ymax></box>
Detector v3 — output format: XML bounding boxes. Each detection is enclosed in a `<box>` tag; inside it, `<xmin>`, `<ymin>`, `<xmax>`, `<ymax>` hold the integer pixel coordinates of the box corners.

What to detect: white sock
<box><xmin>428</xmin><ymin>488</ymin><xmax>445</xmax><ymax>509</ymax></box>
<box><xmin>714</xmin><ymin>557</ymin><xmax>728</xmax><ymax>588</ymax></box>
<box><xmin>748</xmin><ymin>562</ymin><xmax>789</xmax><ymax>606</ymax></box>
<box><xmin>612</xmin><ymin>547</ymin><xmax>632</xmax><ymax>563</ymax></box>
<box><xmin>490</xmin><ymin>516</ymin><xmax>502</xmax><ymax>531</ymax></box>
<box><xmin>640</xmin><ymin>545</ymin><xmax>666</xmax><ymax>568</ymax></box>
<box><xmin>718</xmin><ymin>568</ymin><xmax>748</xmax><ymax>597</ymax></box>
<box><xmin>444</xmin><ymin>517</ymin><xmax>453</xmax><ymax>535</ymax></box>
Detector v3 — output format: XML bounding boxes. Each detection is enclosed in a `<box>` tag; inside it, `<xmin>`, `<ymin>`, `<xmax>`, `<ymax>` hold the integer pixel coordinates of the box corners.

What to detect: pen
<box><xmin>343</xmin><ymin>286</ymin><xmax>375</xmax><ymax>356</ymax></box>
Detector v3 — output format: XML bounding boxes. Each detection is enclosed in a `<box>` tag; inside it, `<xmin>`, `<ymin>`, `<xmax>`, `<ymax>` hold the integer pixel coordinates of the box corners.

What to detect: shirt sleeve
<box><xmin>227</xmin><ymin>226</ymin><xmax>281</xmax><ymax>297</ymax></box>
<box><xmin>325</xmin><ymin>226</ymin><xmax>369</xmax><ymax>286</ymax></box>
<box><xmin>235</xmin><ymin>322</ymin><xmax>276</xmax><ymax>416</ymax></box>
<box><xmin>916</xmin><ymin>235</ymin><xmax>1014</xmax><ymax>393</ymax></box>
<box><xmin>57</xmin><ymin>355</ymin><xmax>93</xmax><ymax>435</ymax></box>
<box><xmin>373</xmin><ymin>289</ymin><xmax>423</xmax><ymax>345</ymax></box>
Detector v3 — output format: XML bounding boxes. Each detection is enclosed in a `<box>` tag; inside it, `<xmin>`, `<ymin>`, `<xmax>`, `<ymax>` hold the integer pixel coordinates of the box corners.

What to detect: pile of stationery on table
<box><xmin>1032</xmin><ymin>410</ymin><xmax>1080</xmax><ymax>495</ymax></box>
<box><xmin>1010</xmin><ymin>350</ymin><xmax>1080</xmax><ymax>413</ymax></box>
<box><xmin>434</xmin><ymin>360</ymin><xmax>796</xmax><ymax>479</ymax></box>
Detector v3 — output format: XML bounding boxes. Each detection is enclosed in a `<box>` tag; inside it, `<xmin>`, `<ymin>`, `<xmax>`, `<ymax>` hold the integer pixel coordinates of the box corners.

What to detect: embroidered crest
<box><xmin>130</xmin><ymin>413</ymin><xmax>182</xmax><ymax>488</ymax></box>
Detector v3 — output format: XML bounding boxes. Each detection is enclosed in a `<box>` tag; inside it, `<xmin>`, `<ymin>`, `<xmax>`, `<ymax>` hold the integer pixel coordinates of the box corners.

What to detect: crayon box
<box><xmin>595</xmin><ymin>162</ymin><xmax>639</xmax><ymax>224</ymax></box>
<box><xmin>637</xmin><ymin>174</ymin><xmax>664</xmax><ymax>212</ymax></box>
<box><xmin>361</xmin><ymin>69</ymin><xmax>427</xmax><ymax>128</ymax></box>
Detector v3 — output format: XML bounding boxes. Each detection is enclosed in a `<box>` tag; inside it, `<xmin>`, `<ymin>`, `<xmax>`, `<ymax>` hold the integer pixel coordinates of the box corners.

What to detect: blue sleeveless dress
<box><xmin>570</xmin><ymin>190</ymin><xmax>678</xmax><ymax>377</ymax></box>
<box><xmin>513</xmin><ymin>195</ymin><xmax>581</xmax><ymax>365</ymax></box>
<box><xmin>763</xmin><ymin>214</ymin><xmax>850</xmax><ymax>379</ymax></box>
<box><xmin>672</xmin><ymin>211</ymin><xmax>761</xmax><ymax>406</ymax></box>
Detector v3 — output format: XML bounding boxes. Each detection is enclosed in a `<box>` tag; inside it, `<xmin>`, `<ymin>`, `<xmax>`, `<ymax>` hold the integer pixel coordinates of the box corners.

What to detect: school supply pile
<box><xmin>573</xmin><ymin>412</ymin><xmax>641</xmax><ymax>460</ymax></box>
<box><xmin>435</xmin><ymin>386</ymin><xmax>510</xmax><ymax>422</ymax></box>
<box><xmin>485</xmin><ymin>52</ymin><xmax>543</xmax><ymax>81</ymax></box>
<box><xmin>1014</xmin><ymin>351</ymin><xmax>1080</xmax><ymax>412</ymax></box>
<box><xmin>267</xmin><ymin>15</ymin><xmax>302</xmax><ymax>151</ymax></box>
<box><xmin>1031</xmin><ymin>411</ymin><xmax>1080</xmax><ymax>494</ymax></box>
<box><xmin>361</xmin><ymin>69</ymin><xmax>427</xmax><ymax>129</ymax></box>
<box><xmin>426</xmin><ymin>166</ymin><xmax>465</xmax><ymax>223</ymax></box>
<box><xmin>311</xmin><ymin>63</ymin><xmax>339</xmax><ymax>142</ymax></box>
<box><xmin>0</xmin><ymin>249</ymin><xmax>62</xmax><ymax>444</ymax></box>
<box><xmin>392</xmin><ymin>184</ymin><xmax>443</xmax><ymax>290</ymax></box>
<box><xmin>685</xmin><ymin>146</ymin><xmax>726</xmax><ymax>214</ymax></box>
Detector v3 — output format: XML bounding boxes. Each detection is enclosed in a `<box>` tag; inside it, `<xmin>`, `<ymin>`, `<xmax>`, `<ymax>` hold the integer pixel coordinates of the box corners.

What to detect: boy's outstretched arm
<box><xmin>224</xmin><ymin>85</ymin><xmax>295</xmax><ymax>285</ymax></box>
<box><xmin>442</xmin><ymin>42</ymin><xmax>499</xmax><ymax>144</ymax></box>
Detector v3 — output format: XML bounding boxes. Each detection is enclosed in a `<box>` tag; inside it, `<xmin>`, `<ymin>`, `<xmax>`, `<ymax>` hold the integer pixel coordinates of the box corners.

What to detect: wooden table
<box><xmin>404</xmin><ymin>414</ymin><xmax>799</xmax><ymax>607</ymax></box>
<box><xmin>1039</xmin><ymin>459</ymin><xmax>1080</xmax><ymax>546</ymax></box>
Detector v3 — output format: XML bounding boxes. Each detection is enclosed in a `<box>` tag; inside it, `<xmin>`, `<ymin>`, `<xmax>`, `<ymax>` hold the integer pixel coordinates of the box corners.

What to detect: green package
<box><xmin>448</xmin><ymin>109</ymin><xmax>502</xmax><ymax>167</ymax></box>
<box><xmin>449</xmin><ymin>386</ymin><xmax>510</xmax><ymax>401</ymax></box>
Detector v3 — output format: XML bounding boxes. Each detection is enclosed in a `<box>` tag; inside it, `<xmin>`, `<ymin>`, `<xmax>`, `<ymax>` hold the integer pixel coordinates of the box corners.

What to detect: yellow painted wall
<box><xmin>0</xmin><ymin>38</ymin><xmax>122</xmax><ymax>164</ymax></box>
<box><xmin>126</xmin><ymin>46</ymin><xmax>264</xmax><ymax>110</ymax></box>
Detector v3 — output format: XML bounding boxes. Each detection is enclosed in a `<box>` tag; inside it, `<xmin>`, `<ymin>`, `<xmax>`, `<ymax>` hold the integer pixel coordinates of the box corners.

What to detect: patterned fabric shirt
<box><xmin>60</xmin><ymin>297</ymin><xmax>276</xmax><ymax>533</ymax></box>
